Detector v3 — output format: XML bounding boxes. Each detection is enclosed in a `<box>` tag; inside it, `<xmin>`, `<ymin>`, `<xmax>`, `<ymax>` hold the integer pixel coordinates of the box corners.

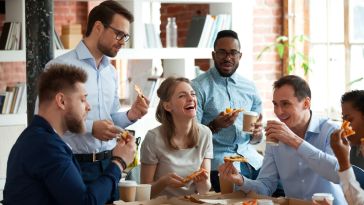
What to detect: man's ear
<box><xmin>55</xmin><ymin>92</ymin><xmax>66</xmax><ymax>110</ymax></box>
<box><xmin>163</xmin><ymin>102</ymin><xmax>172</xmax><ymax>112</ymax></box>
<box><xmin>93</xmin><ymin>20</ymin><xmax>104</xmax><ymax>35</ymax></box>
<box><xmin>303</xmin><ymin>96</ymin><xmax>311</xmax><ymax>109</ymax></box>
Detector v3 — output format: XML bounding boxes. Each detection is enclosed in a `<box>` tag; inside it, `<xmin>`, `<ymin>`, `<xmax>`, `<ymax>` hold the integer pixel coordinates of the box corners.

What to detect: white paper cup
<box><xmin>118</xmin><ymin>180</ymin><xmax>137</xmax><ymax>202</ymax></box>
<box><xmin>243</xmin><ymin>111</ymin><xmax>259</xmax><ymax>134</ymax></box>
<box><xmin>312</xmin><ymin>193</ymin><xmax>334</xmax><ymax>205</ymax></box>
<box><xmin>257</xmin><ymin>199</ymin><xmax>274</xmax><ymax>205</ymax></box>
<box><xmin>135</xmin><ymin>184</ymin><xmax>151</xmax><ymax>201</ymax></box>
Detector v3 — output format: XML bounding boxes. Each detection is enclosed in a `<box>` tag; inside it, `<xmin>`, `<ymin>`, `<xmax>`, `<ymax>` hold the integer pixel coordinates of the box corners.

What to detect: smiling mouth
<box><xmin>184</xmin><ymin>105</ymin><xmax>195</xmax><ymax>110</ymax></box>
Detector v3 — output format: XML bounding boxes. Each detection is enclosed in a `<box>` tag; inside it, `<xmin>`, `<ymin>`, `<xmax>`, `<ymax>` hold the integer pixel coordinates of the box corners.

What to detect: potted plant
<box><xmin>257</xmin><ymin>35</ymin><xmax>312</xmax><ymax>75</ymax></box>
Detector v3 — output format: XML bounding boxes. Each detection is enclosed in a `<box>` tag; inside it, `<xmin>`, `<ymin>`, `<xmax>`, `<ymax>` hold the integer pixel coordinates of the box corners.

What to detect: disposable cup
<box><xmin>243</xmin><ymin>111</ymin><xmax>259</xmax><ymax>134</ymax></box>
<box><xmin>118</xmin><ymin>180</ymin><xmax>137</xmax><ymax>202</ymax></box>
<box><xmin>135</xmin><ymin>184</ymin><xmax>151</xmax><ymax>201</ymax></box>
<box><xmin>219</xmin><ymin>175</ymin><xmax>233</xmax><ymax>194</ymax></box>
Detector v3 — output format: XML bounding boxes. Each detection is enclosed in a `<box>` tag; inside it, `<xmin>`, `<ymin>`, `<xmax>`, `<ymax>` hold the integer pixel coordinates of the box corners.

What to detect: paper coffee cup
<box><xmin>312</xmin><ymin>193</ymin><xmax>334</xmax><ymax>205</ymax></box>
<box><xmin>135</xmin><ymin>184</ymin><xmax>151</xmax><ymax>201</ymax></box>
<box><xmin>219</xmin><ymin>175</ymin><xmax>233</xmax><ymax>194</ymax></box>
<box><xmin>243</xmin><ymin>111</ymin><xmax>259</xmax><ymax>134</ymax></box>
<box><xmin>119</xmin><ymin>180</ymin><xmax>137</xmax><ymax>202</ymax></box>
<box><xmin>257</xmin><ymin>199</ymin><xmax>274</xmax><ymax>205</ymax></box>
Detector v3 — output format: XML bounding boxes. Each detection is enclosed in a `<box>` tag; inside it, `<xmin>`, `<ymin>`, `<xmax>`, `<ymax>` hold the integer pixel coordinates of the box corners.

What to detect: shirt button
<box><xmin>301</xmin><ymin>179</ymin><xmax>305</xmax><ymax>183</ymax></box>
<box><xmin>298</xmin><ymin>162</ymin><xmax>302</xmax><ymax>166</ymax></box>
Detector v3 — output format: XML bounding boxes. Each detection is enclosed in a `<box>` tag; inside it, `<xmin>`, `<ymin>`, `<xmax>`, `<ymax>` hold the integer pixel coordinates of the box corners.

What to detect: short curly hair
<box><xmin>341</xmin><ymin>90</ymin><xmax>364</xmax><ymax>114</ymax></box>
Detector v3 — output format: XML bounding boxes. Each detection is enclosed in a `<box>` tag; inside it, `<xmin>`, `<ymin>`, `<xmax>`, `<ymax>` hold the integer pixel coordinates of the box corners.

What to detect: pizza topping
<box><xmin>341</xmin><ymin>120</ymin><xmax>356</xmax><ymax>138</ymax></box>
<box><xmin>224</xmin><ymin>108</ymin><xmax>245</xmax><ymax>116</ymax></box>
<box><xmin>116</xmin><ymin>130</ymin><xmax>129</xmax><ymax>141</ymax></box>
<box><xmin>224</xmin><ymin>155</ymin><xmax>248</xmax><ymax>163</ymax></box>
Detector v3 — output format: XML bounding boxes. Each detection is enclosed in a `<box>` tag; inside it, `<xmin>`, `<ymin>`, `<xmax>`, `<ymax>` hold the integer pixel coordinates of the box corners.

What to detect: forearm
<box><xmin>196</xmin><ymin>180</ymin><xmax>211</xmax><ymax>194</ymax></box>
<box><xmin>339</xmin><ymin>167</ymin><xmax>364</xmax><ymax>205</ymax></box>
<box><xmin>150</xmin><ymin>178</ymin><xmax>167</xmax><ymax>198</ymax></box>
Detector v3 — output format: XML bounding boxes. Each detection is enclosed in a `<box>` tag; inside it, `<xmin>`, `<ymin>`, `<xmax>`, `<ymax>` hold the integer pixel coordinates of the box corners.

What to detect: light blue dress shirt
<box><xmin>47</xmin><ymin>41</ymin><xmax>133</xmax><ymax>153</ymax></box>
<box><xmin>192</xmin><ymin>67</ymin><xmax>263</xmax><ymax>171</ymax></box>
<box><xmin>238</xmin><ymin>114</ymin><xmax>347</xmax><ymax>205</ymax></box>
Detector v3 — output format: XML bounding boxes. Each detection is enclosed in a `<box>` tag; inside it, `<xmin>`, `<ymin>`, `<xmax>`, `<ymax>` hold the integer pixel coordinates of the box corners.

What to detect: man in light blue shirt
<box><xmin>46</xmin><ymin>1</ymin><xmax>149</xmax><ymax>202</ymax></box>
<box><xmin>219</xmin><ymin>75</ymin><xmax>346</xmax><ymax>205</ymax></box>
<box><xmin>192</xmin><ymin>30</ymin><xmax>264</xmax><ymax>192</ymax></box>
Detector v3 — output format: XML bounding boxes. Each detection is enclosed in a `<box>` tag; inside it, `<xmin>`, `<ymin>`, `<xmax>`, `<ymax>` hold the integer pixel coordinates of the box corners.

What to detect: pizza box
<box><xmin>113</xmin><ymin>191</ymin><xmax>312</xmax><ymax>205</ymax></box>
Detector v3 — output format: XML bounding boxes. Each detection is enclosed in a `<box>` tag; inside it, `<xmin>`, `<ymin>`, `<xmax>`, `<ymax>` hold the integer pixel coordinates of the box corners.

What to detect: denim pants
<box><xmin>78</xmin><ymin>158</ymin><xmax>119</xmax><ymax>202</ymax></box>
<box><xmin>210</xmin><ymin>162</ymin><xmax>259</xmax><ymax>192</ymax></box>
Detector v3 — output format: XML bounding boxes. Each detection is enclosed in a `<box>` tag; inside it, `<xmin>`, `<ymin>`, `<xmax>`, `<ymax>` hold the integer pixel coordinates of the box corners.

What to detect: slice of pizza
<box><xmin>134</xmin><ymin>84</ymin><xmax>145</xmax><ymax>98</ymax></box>
<box><xmin>224</xmin><ymin>155</ymin><xmax>248</xmax><ymax>163</ymax></box>
<box><xmin>116</xmin><ymin>130</ymin><xmax>129</xmax><ymax>141</ymax></box>
<box><xmin>242</xmin><ymin>199</ymin><xmax>257</xmax><ymax>205</ymax></box>
<box><xmin>182</xmin><ymin>168</ymin><xmax>208</xmax><ymax>183</ymax></box>
<box><xmin>224</xmin><ymin>108</ymin><xmax>245</xmax><ymax>116</ymax></box>
<box><xmin>341</xmin><ymin>120</ymin><xmax>356</xmax><ymax>138</ymax></box>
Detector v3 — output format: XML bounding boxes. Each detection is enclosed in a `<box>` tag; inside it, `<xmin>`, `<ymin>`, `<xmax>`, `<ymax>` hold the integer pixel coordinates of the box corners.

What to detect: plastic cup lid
<box><xmin>312</xmin><ymin>193</ymin><xmax>334</xmax><ymax>201</ymax></box>
<box><xmin>243</xmin><ymin>111</ymin><xmax>259</xmax><ymax>116</ymax></box>
<box><xmin>118</xmin><ymin>180</ymin><xmax>137</xmax><ymax>187</ymax></box>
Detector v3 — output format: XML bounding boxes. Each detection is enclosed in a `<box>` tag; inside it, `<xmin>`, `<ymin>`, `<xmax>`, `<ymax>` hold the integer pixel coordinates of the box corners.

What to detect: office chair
<box><xmin>352</xmin><ymin>165</ymin><xmax>364</xmax><ymax>189</ymax></box>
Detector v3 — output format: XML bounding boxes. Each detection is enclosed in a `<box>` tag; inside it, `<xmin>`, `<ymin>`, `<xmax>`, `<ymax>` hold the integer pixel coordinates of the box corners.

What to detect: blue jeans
<box><xmin>78</xmin><ymin>158</ymin><xmax>119</xmax><ymax>202</ymax></box>
<box><xmin>211</xmin><ymin>162</ymin><xmax>259</xmax><ymax>193</ymax></box>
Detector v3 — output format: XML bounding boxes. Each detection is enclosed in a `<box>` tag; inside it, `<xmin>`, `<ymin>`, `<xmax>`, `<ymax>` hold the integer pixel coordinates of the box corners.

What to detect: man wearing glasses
<box><xmin>192</xmin><ymin>30</ymin><xmax>264</xmax><ymax>193</ymax></box>
<box><xmin>45</xmin><ymin>1</ymin><xmax>149</xmax><ymax>202</ymax></box>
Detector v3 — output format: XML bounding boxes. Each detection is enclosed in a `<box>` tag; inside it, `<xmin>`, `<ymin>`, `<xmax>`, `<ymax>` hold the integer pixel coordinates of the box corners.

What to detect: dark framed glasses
<box><xmin>103</xmin><ymin>24</ymin><xmax>130</xmax><ymax>42</ymax></box>
<box><xmin>214</xmin><ymin>49</ymin><xmax>241</xmax><ymax>59</ymax></box>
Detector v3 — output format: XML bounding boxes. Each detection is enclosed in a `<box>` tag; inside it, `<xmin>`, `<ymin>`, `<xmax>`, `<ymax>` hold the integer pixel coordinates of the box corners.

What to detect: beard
<box><xmin>214</xmin><ymin>61</ymin><xmax>238</xmax><ymax>77</ymax></box>
<box><xmin>97</xmin><ymin>40</ymin><xmax>119</xmax><ymax>58</ymax></box>
<box><xmin>65</xmin><ymin>108</ymin><xmax>86</xmax><ymax>134</ymax></box>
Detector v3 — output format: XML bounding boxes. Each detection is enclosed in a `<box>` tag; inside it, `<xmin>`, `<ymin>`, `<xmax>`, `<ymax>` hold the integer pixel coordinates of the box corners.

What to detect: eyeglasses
<box><xmin>103</xmin><ymin>24</ymin><xmax>130</xmax><ymax>42</ymax></box>
<box><xmin>214</xmin><ymin>50</ymin><xmax>241</xmax><ymax>59</ymax></box>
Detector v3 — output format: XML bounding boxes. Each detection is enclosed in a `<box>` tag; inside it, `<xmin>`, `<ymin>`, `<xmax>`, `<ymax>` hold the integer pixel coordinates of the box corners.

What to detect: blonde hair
<box><xmin>156</xmin><ymin>77</ymin><xmax>199</xmax><ymax>149</ymax></box>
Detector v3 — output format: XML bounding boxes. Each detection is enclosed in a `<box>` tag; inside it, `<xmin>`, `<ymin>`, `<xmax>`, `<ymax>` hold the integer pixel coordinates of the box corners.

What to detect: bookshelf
<box><xmin>0</xmin><ymin>0</ymin><xmax>27</xmax><ymax>198</ymax></box>
<box><xmin>0</xmin><ymin>0</ymin><xmax>26</xmax><ymax>61</ymax></box>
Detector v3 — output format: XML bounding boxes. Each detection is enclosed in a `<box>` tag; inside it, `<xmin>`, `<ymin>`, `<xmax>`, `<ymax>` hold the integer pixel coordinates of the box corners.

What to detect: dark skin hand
<box><xmin>211</xmin><ymin>111</ymin><xmax>239</xmax><ymax>130</ymax></box>
<box><xmin>330</xmin><ymin>129</ymin><xmax>351</xmax><ymax>172</ymax></box>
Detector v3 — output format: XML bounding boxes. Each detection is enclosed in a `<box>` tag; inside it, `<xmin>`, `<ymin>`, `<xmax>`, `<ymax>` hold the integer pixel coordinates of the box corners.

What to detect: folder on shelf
<box><xmin>0</xmin><ymin>22</ymin><xmax>11</xmax><ymax>49</ymax></box>
<box><xmin>185</xmin><ymin>16</ymin><xmax>206</xmax><ymax>47</ymax></box>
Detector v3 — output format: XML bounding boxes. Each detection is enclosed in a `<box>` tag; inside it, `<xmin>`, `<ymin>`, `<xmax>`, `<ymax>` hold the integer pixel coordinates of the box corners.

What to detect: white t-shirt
<box><xmin>140</xmin><ymin>123</ymin><xmax>213</xmax><ymax>197</ymax></box>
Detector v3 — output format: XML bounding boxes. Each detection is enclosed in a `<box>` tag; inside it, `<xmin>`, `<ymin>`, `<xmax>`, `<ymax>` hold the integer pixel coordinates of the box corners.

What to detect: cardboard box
<box><xmin>61</xmin><ymin>24</ymin><xmax>82</xmax><ymax>35</ymax></box>
<box><xmin>113</xmin><ymin>191</ymin><xmax>312</xmax><ymax>205</ymax></box>
<box><xmin>60</xmin><ymin>34</ymin><xmax>82</xmax><ymax>49</ymax></box>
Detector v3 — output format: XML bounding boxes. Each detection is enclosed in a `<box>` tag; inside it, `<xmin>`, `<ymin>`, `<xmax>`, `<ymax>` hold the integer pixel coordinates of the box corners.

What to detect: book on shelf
<box><xmin>184</xmin><ymin>14</ymin><xmax>231</xmax><ymax>48</ymax></box>
<box><xmin>53</xmin><ymin>29</ymin><xmax>64</xmax><ymax>49</ymax></box>
<box><xmin>0</xmin><ymin>83</ymin><xmax>26</xmax><ymax>114</ymax></box>
<box><xmin>0</xmin><ymin>22</ymin><xmax>22</xmax><ymax>50</ymax></box>
<box><xmin>144</xmin><ymin>23</ymin><xmax>162</xmax><ymax>48</ymax></box>
<box><xmin>185</xmin><ymin>16</ymin><xmax>207</xmax><ymax>47</ymax></box>
<box><xmin>0</xmin><ymin>22</ymin><xmax>11</xmax><ymax>49</ymax></box>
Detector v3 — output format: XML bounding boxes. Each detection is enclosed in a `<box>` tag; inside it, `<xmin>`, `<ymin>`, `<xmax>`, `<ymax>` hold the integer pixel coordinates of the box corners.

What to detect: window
<box><xmin>308</xmin><ymin>0</ymin><xmax>364</xmax><ymax>119</ymax></box>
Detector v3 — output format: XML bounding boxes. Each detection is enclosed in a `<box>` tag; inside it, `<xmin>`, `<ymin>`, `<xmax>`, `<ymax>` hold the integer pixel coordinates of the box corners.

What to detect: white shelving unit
<box><xmin>118</xmin><ymin>0</ymin><xmax>255</xmax><ymax>79</ymax></box>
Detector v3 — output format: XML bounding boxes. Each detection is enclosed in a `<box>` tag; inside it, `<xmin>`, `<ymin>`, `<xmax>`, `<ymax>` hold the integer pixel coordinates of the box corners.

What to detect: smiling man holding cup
<box><xmin>219</xmin><ymin>75</ymin><xmax>346</xmax><ymax>204</ymax></box>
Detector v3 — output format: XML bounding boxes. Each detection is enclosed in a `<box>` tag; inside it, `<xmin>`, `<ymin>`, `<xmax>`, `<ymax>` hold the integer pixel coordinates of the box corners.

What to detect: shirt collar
<box><xmin>210</xmin><ymin>67</ymin><xmax>239</xmax><ymax>84</ymax></box>
<box><xmin>306</xmin><ymin>111</ymin><xmax>321</xmax><ymax>134</ymax></box>
<box><xmin>75</xmin><ymin>41</ymin><xmax>110</xmax><ymax>68</ymax></box>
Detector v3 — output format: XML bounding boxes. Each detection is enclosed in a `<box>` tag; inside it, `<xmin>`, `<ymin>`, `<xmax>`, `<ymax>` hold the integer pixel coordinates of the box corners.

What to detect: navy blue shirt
<box><xmin>3</xmin><ymin>115</ymin><xmax>121</xmax><ymax>205</ymax></box>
